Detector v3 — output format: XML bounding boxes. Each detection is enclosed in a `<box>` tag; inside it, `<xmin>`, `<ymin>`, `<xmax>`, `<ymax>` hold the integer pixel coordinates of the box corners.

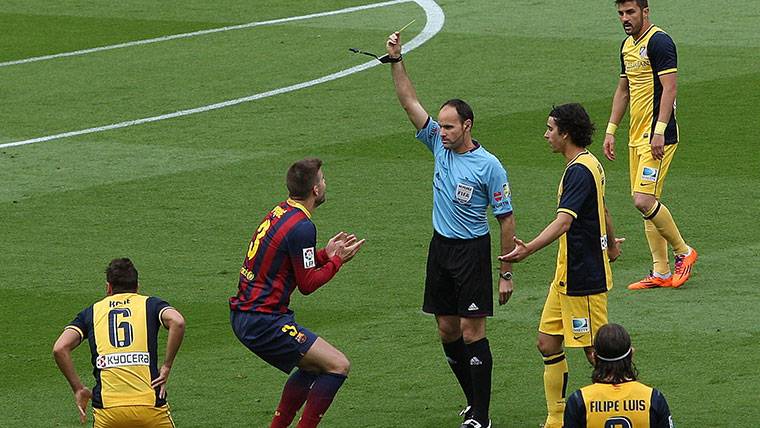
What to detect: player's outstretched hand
<box><xmin>608</xmin><ymin>237</ymin><xmax>625</xmax><ymax>262</ymax></box>
<box><xmin>74</xmin><ymin>386</ymin><xmax>92</xmax><ymax>424</ymax></box>
<box><xmin>603</xmin><ymin>134</ymin><xmax>616</xmax><ymax>161</ymax></box>
<box><xmin>151</xmin><ymin>364</ymin><xmax>172</xmax><ymax>399</ymax></box>
<box><xmin>386</xmin><ymin>31</ymin><xmax>401</xmax><ymax>57</ymax></box>
<box><xmin>498</xmin><ymin>236</ymin><xmax>530</xmax><ymax>263</ymax></box>
<box><xmin>498</xmin><ymin>278</ymin><xmax>513</xmax><ymax>306</ymax></box>
<box><xmin>335</xmin><ymin>234</ymin><xmax>366</xmax><ymax>263</ymax></box>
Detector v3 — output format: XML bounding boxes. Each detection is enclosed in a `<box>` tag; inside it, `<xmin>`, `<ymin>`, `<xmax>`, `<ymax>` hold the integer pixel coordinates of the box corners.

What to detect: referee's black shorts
<box><xmin>423</xmin><ymin>231</ymin><xmax>493</xmax><ymax>317</ymax></box>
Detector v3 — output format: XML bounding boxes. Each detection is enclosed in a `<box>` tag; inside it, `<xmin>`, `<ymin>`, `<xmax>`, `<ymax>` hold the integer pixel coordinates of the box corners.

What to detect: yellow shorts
<box><xmin>629</xmin><ymin>143</ymin><xmax>678</xmax><ymax>198</ymax></box>
<box><xmin>93</xmin><ymin>404</ymin><xmax>175</xmax><ymax>428</ymax></box>
<box><xmin>538</xmin><ymin>285</ymin><xmax>608</xmax><ymax>348</ymax></box>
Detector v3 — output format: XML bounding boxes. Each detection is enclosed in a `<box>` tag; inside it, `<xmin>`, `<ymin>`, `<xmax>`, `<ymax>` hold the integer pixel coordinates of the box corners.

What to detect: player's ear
<box><xmin>590</xmin><ymin>350</ymin><xmax>597</xmax><ymax>366</ymax></box>
<box><xmin>464</xmin><ymin>119</ymin><xmax>472</xmax><ymax>131</ymax></box>
<box><xmin>106</xmin><ymin>282</ymin><xmax>113</xmax><ymax>296</ymax></box>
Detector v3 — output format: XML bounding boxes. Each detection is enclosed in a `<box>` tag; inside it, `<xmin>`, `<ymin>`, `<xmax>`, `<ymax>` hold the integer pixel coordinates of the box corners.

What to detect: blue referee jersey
<box><xmin>416</xmin><ymin>117</ymin><xmax>512</xmax><ymax>239</ymax></box>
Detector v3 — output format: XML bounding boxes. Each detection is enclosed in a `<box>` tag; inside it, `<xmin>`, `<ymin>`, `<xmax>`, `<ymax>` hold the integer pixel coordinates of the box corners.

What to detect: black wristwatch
<box><xmin>500</xmin><ymin>271</ymin><xmax>513</xmax><ymax>281</ymax></box>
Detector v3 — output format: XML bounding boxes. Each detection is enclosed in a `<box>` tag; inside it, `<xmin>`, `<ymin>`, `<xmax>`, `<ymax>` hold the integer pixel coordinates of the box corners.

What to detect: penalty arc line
<box><xmin>0</xmin><ymin>0</ymin><xmax>444</xmax><ymax>150</ymax></box>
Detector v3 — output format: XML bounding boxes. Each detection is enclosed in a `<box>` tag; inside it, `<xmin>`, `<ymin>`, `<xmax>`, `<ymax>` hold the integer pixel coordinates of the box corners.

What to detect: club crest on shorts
<box><xmin>295</xmin><ymin>332</ymin><xmax>307</xmax><ymax>344</ymax></box>
<box><xmin>455</xmin><ymin>183</ymin><xmax>474</xmax><ymax>204</ymax></box>
<box><xmin>641</xmin><ymin>167</ymin><xmax>658</xmax><ymax>182</ymax></box>
<box><xmin>303</xmin><ymin>247</ymin><xmax>316</xmax><ymax>269</ymax></box>
<box><xmin>572</xmin><ymin>318</ymin><xmax>590</xmax><ymax>334</ymax></box>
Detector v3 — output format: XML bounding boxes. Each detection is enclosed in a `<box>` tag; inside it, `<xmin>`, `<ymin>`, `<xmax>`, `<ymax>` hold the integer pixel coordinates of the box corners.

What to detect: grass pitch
<box><xmin>1</xmin><ymin>1</ymin><xmax>758</xmax><ymax>426</ymax></box>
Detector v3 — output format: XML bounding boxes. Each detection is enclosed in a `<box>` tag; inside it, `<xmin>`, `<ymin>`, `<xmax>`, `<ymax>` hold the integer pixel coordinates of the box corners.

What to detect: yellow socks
<box><xmin>543</xmin><ymin>352</ymin><xmax>568</xmax><ymax>428</ymax></box>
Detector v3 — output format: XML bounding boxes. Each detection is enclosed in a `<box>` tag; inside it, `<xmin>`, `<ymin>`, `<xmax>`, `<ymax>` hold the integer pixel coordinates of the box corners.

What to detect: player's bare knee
<box><xmin>537</xmin><ymin>336</ymin><xmax>561</xmax><ymax>356</ymax></box>
<box><xmin>633</xmin><ymin>194</ymin><xmax>655</xmax><ymax>213</ymax></box>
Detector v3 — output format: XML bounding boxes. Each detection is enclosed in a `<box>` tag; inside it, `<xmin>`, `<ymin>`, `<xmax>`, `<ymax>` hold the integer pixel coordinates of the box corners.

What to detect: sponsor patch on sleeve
<box><xmin>303</xmin><ymin>247</ymin><xmax>316</xmax><ymax>269</ymax></box>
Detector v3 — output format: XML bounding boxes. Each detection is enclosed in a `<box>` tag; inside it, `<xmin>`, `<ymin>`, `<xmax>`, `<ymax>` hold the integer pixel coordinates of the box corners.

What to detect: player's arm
<box><xmin>497</xmin><ymin>213</ymin><xmax>515</xmax><ymax>305</ymax></box>
<box><xmin>291</xmin><ymin>223</ymin><xmax>364</xmax><ymax>295</ymax></box>
<box><xmin>604</xmin><ymin>203</ymin><xmax>625</xmax><ymax>262</ymax></box>
<box><xmin>603</xmin><ymin>76</ymin><xmax>630</xmax><ymax>161</ymax></box>
<box><xmin>650</xmin><ymin>72</ymin><xmax>677</xmax><ymax>160</ymax></box>
<box><xmin>387</xmin><ymin>31</ymin><xmax>428</xmax><ymax>130</ymax></box>
<box><xmin>499</xmin><ymin>212</ymin><xmax>573</xmax><ymax>263</ymax></box>
<box><xmin>53</xmin><ymin>328</ymin><xmax>92</xmax><ymax>424</ymax></box>
<box><xmin>151</xmin><ymin>308</ymin><xmax>186</xmax><ymax>399</ymax></box>
<box><xmin>648</xmin><ymin>32</ymin><xmax>679</xmax><ymax>160</ymax></box>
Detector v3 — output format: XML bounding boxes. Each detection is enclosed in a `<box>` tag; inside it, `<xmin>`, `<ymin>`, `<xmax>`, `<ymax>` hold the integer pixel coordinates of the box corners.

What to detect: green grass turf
<box><xmin>1</xmin><ymin>1</ymin><xmax>758</xmax><ymax>426</ymax></box>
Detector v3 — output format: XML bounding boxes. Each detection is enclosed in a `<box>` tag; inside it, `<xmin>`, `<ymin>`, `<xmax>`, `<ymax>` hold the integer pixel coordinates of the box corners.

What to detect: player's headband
<box><xmin>595</xmin><ymin>347</ymin><xmax>632</xmax><ymax>362</ymax></box>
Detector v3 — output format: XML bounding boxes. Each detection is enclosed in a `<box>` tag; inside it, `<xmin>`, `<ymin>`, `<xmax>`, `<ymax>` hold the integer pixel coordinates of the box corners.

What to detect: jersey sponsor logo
<box><xmin>468</xmin><ymin>303</ymin><xmax>479</xmax><ymax>311</ymax></box>
<box><xmin>641</xmin><ymin>167</ymin><xmax>658</xmax><ymax>182</ymax></box>
<box><xmin>600</xmin><ymin>235</ymin><xmax>608</xmax><ymax>251</ymax></box>
<box><xmin>493</xmin><ymin>191</ymin><xmax>503</xmax><ymax>202</ymax></box>
<box><xmin>96</xmin><ymin>352</ymin><xmax>150</xmax><ymax>369</ymax></box>
<box><xmin>572</xmin><ymin>317</ymin><xmax>590</xmax><ymax>334</ymax></box>
<box><xmin>455</xmin><ymin>183</ymin><xmax>474</xmax><ymax>204</ymax></box>
<box><xmin>303</xmin><ymin>247</ymin><xmax>316</xmax><ymax>269</ymax></box>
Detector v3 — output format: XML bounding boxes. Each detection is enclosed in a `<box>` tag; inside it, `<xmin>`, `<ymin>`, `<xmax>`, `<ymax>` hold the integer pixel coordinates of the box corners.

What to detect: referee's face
<box><xmin>437</xmin><ymin>105</ymin><xmax>469</xmax><ymax>152</ymax></box>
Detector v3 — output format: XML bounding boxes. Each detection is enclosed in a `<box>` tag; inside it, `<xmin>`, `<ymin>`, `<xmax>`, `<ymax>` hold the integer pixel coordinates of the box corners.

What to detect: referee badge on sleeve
<box><xmin>303</xmin><ymin>247</ymin><xmax>316</xmax><ymax>269</ymax></box>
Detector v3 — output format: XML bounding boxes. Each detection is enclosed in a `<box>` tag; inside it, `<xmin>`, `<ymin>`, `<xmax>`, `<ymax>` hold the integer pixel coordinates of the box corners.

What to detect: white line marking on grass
<box><xmin>0</xmin><ymin>0</ymin><xmax>408</xmax><ymax>68</ymax></box>
<box><xmin>0</xmin><ymin>0</ymin><xmax>444</xmax><ymax>149</ymax></box>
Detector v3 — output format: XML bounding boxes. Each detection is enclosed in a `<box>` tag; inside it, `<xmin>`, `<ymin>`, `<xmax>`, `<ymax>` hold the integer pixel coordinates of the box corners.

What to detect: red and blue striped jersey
<box><xmin>229</xmin><ymin>199</ymin><xmax>343</xmax><ymax>314</ymax></box>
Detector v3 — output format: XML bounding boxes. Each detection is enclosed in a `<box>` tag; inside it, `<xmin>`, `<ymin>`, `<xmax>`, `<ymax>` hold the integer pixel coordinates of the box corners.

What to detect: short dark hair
<box><xmin>440</xmin><ymin>99</ymin><xmax>474</xmax><ymax>125</ymax></box>
<box><xmin>287</xmin><ymin>158</ymin><xmax>323</xmax><ymax>199</ymax></box>
<box><xmin>549</xmin><ymin>103</ymin><xmax>596</xmax><ymax>148</ymax></box>
<box><xmin>615</xmin><ymin>0</ymin><xmax>648</xmax><ymax>8</ymax></box>
<box><xmin>106</xmin><ymin>258</ymin><xmax>138</xmax><ymax>293</ymax></box>
<box><xmin>592</xmin><ymin>323</ymin><xmax>639</xmax><ymax>384</ymax></box>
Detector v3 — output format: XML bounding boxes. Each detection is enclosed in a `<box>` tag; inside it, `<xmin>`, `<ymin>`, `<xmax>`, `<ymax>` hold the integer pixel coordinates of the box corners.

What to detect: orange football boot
<box><xmin>671</xmin><ymin>247</ymin><xmax>698</xmax><ymax>288</ymax></box>
<box><xmin>627</xmin><ymin>272</ymin><xmax>672</xmax><ymax>290</ymax></box>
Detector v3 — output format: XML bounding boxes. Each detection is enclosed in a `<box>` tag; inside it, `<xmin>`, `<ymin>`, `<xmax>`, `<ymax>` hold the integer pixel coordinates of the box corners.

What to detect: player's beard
<box><xmin>315</xmin><ymin>193</ymin><xmax>326</xmax><ymax>207</ymax></box>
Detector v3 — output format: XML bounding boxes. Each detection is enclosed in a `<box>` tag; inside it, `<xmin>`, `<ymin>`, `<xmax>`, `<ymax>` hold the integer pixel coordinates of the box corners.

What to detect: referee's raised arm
<box><xmin>386</xmin><ymin>32</ymin><xmax>428</xmax><ymax>130</ymax></box>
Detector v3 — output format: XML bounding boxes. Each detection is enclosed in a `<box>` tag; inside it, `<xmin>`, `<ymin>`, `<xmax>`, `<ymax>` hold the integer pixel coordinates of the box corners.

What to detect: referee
<box><xmin>386</xmin><ymin>32</ymin><xmax>516</xmax><ymax>428</ymax></box>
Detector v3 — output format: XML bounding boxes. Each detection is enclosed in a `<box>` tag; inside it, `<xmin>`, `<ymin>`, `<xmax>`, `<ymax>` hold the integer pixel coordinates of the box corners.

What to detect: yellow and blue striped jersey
<box><xmin>565</xmin><ymin>381</ymin><xmax>674</xmax><ymax>428</ymax></box>
<box><xmin>65</xmin><ymin>293</ymin><xmax>172</xmax><ymax>408</ymax></box>
<box><xmin>620</xmin><ymin>25</ymin><xmax>679</xmax><ymax>148</ymax></box>
<box><xmin>553</xmin><ymin>151</ymin><xmax>613</xmax><ymax>296</ymax></box>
